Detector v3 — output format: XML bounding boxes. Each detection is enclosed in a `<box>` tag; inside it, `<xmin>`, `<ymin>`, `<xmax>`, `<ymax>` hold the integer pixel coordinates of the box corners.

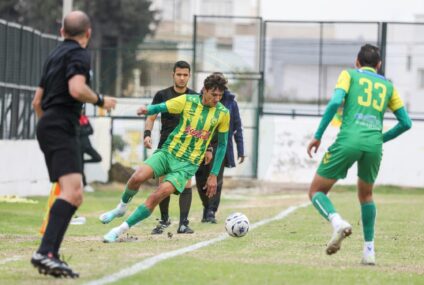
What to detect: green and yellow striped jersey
<box><xmin>335</xmin><ymin>67</ymin><xmax>404</xmax><ymax>151</ymax></box>
<box><xmin>161</xmin><ymin>94</ymin><xmax>230</xmax><ymax>165</ymax></box>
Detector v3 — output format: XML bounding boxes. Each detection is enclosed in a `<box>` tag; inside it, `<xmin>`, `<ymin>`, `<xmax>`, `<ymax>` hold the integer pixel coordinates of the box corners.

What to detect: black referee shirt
<box><xmin>39</xmin><ymin>39</ymin><xmax>91</xmax><ymax>117</ymax></box>
<box><xmin>151</xmin><ymin>86</ymin><xmax>198</xmax><ymax>140</ymax></box>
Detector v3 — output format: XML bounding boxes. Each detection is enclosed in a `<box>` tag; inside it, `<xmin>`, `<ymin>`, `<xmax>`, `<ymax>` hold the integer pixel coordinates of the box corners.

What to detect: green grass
<box><xmin>0</xmin><ymin>183</ymin><xmax>424</xmax><ymax>284</ymax></box>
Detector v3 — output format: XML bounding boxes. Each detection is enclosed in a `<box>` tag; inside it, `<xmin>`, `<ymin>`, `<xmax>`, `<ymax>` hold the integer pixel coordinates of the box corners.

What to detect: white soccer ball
<box><xmin>225</xmin><ymin>212</ymin><xmax>249</xmax><ymax>237</ymax></box>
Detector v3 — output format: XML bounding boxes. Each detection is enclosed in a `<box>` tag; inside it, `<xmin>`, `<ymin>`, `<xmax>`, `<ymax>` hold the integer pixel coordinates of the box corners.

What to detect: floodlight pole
<box><xmin>62</xmin><ymin>0</ymin><xmax>73</xmax><ymax>19</ymax></box>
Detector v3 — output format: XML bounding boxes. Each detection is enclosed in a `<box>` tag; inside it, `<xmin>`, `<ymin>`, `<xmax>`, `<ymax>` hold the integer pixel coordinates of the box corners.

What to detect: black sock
<box><xmin>209</xmin><ymin>188</ymin><xmax>222</xmax><ymax>213</ymax></box>
<box><xmin>53</xmin><ymin>208</ymin><xmax>77</xmax><ymax>256</ymax></box>
<box><xmin>159</xmin><ymin>196</ymin><xmax>170</xmax><ymax>221</ymax></box>
<box><xmin>38</xmin><ymin>199</ymin><xmax>77</xmax><ymax>257</ymax></box>
<box><xmin>179</xmin><ymin>187</ymin><xmax>192</xmax><ymax>225</ymax></box>
<box><xmin>196</xmin><ymin>186</ymin><xmax>209</xmax><ymax>210</ymax></box>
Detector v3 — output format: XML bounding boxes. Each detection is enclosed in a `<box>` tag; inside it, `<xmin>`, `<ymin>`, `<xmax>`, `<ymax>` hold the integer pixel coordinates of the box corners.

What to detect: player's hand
<box><xmin>204</xmin><ymin>174</ymin><xmax>217</xmax><ymax>198</ymax></box>
<box><xmin>144</xmin><ymin>136</ymin><xmax>152</xmax><ymax>149</ymax></box>
<box><xmin>238</xmin><ymin>155</ymin><xmax>245</xmax><ymax>164</ymax></box>
<box><xmin>102</xmin><ymin>96</ymin><xmax>117</xmax><ymax>112</ymax></box>
<box><xmin>137</xmin><ymin>105</ymin><xmax>148</xmax><ymax>116</ymax></box>
<box><xmin>307</xmin><ymin>138</ymin><xmax>321</xmax><ymax>158</ymax></box>
<box><xmin>204</xmin><ymin>151</ymin><xmax>213</xmax><ymax>165</ymax></box>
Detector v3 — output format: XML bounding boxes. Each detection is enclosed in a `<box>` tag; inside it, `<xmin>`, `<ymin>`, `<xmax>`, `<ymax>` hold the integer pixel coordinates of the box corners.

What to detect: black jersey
<box><xmin>39</xmin><ymin>39</ymin><xmax>91</xmax><ymax>117</ymax></box>
<box><xmin>151</xmin><ymin>86</ymin><xmax>198</xmax><ymax>141</ymax></box>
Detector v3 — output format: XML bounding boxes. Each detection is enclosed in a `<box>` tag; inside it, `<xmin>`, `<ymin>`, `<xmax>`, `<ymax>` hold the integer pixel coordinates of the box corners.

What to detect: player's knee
<box><xmin>358</xmin><ymin>191</ymin><xmax>373</xmax><ymax>203</ymax></box>
<box><xmin>146</xmin><ymin>189</ymin><xmax>169</xmax><ymax>209</ymax></box>
<box><xmin>308</xmin><ymin>187</ymin><xmax>318</xmax><ymax>200</ymax></box>
<box><xmin>129</xmin><ymin>170</ymin><xmax>146</xmax><ymax>185</ymax></box>
<box><xmin>74</xmin><ymin>192</ymin><xmax>83</xmax><ymax>207</ymax></box>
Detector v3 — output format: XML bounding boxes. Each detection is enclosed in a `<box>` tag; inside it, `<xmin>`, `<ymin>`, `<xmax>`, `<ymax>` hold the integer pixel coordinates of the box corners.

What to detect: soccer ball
<box><xmin>225</xmin><ymin>212</ymin><xmax>249</xmax><ymax>237</ymax></box>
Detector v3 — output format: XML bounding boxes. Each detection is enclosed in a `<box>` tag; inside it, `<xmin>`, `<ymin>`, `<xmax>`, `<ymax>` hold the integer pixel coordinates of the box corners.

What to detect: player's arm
<box><xmin>382</xmin><ymin>89</ymin><xmax>412</xmax><ymax>143</ymax></box>
<box><xmin>32</xmin><ymin>87</ymin><xmax>44</xmax><ymax>118</ymax></box>
<box><xmin>314</xmin><ymin>89</ymin><xmax>346</xmax><ymax>140</ymax></box>
<box><xmin>307</xmin><ymin>88</ymin><xmax>346</xmax><ymax>158</ymax></box>
<box><xmin>210</xmin><ymin>131</ymin><xmax>228</xmax><ymax>176</ymax></box>
<box><xmin>144</xmin><ymin>92</ymin><xmax>162</xmax><ymax>149</ymax></box>
<box><xmin>143</xmin><ymin>114</ymin><xmax>157</xmax><ymax>149</ymax></box>
<box><xmin>308</xmin><ymin>70</ymin><xmax>350</xmax><ymax>158</ymax></box>
<box><xmin>205</xmin><ymin>112</ymin><xmax>230</xmax><ymax>198</ymax></box>
<box><xmin>137</xmin><ymin>95</ymin><xmax>186</xmax><ymax>116</ymax></box>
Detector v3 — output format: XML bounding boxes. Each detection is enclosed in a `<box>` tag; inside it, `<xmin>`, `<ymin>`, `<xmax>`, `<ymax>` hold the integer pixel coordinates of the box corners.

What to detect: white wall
<box><xmin>1</xmin><ymin>114</ymin><xmax>422</xmax><ymax>197</ymax></box>
<box><xmin>0</xmin><ymin>140</ymin><xmax>50</xmax><ymax>196</ymax></box>
<box><xmin>84</xmin><ymin>117</ymin><xmax>112</xmax><ymax>183</ymax></box>
<box><xmin>258</xmin><ymin>116</ymin><xmax>424</xmax><ymax>187</ymax></box>
<box><xmin>0</xmin><ymin>117</ymin><xmax>112</xmax><ymax>196</ymax></box>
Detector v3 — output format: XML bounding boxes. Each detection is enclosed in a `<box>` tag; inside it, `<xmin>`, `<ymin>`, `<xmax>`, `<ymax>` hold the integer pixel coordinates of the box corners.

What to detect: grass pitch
<box><xmin>0</xmin><ymin>183</ymin><xmax>423</xmax><ymax>284</ymax></box>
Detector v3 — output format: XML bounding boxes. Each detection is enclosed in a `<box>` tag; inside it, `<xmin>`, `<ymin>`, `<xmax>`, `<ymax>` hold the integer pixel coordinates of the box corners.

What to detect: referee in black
<box><xmin>31</xmin><ymin>11</ymin><xmax>116</xmax><ymax>278</ymax></box>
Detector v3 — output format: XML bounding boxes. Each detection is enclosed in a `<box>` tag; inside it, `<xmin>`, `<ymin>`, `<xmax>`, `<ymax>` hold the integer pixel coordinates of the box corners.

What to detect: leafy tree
<box><xmin>0</xmin><ymin>0</ymin><xmax>158</xmax><ymax>95</ymax></box>
<box><xmin>112</xmin><ymin>134</ymin><xmax>127</xmax><ymax>152</ymax></box>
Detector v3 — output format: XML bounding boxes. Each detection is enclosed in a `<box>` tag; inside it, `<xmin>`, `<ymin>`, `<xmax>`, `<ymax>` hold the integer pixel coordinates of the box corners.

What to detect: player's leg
<box><xmin>206</xmin><ymin>162</ymin><xmax>225</xmax><ymax>223</ymax></box>
<box><xmin>195</xmin><ymin>162</ymin><xmax>211</xmax><ymax>222</ymax></box>
<box><xmin>103</xmin><ymin>181</ymin><xmax>176</xmax><ymax>242</ymax></box>
<box><xmin>310</xmin><ymin>174</ymin><xmax>353</xmax><ymax>255</ymax></box>
<box><xmin>357</xmin><ymin>150</ymin><xmax>381</xmax><ymax>265</ymax></box>
<box><xmin>151</xmin><ymin>176</ymin><xmax>172</xmax><ymax>234</ymax></box>
<box><xmin>99</xmin><ymin>164</ymin><xmax>154</xmax><ymax>224</ymax></box>
<box><xmin>177</xmin><ymin>179</ymin><xmax>194</xmax><ymax>233</ymax></box>
<box><xmin>310</xmin><ymin>143</ymin><xmax>358</xmax><ymax>255</ymax></box>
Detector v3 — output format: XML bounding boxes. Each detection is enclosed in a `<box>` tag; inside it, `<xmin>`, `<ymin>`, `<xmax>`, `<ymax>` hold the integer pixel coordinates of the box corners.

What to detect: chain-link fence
<box><xmin>262</xmin><ymin>21</ymin><xmax>424</xmax><ymax>117</ymax></box>
<box><xmin>1</xmin><ymin>17</ymin><xmax>424</xmax><ymax>179</ymax></box>
<box><xmin>193</xmin><ymin>15</ymin><xmax>263</xmax><ymax>178</ymax></box>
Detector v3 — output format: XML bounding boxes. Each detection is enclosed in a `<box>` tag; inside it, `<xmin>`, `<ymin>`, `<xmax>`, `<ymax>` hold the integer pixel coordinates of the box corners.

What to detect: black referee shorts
<box><xmin>36</xmin><ymin>110</ymin><xmax>82</xmax><ymax>182</ymax></box>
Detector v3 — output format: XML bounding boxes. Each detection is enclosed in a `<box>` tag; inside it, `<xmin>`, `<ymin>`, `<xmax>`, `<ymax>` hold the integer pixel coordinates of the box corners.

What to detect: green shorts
<box><xmin>144</xmin><ymin>149</ymin><xmax>198</xmax><ymax>193</ymax></box>
<box><xmin>317</xmin><ymin>142</ymin><xmax>382</xmax><ymax>184</ymax></box>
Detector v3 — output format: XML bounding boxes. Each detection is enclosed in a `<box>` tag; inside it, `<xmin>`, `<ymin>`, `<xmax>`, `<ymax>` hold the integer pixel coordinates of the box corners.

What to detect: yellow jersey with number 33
<box><xmin>334</xmin><ymin>67</ymin><xmax>404</xmax><ymax>151</ymax></box>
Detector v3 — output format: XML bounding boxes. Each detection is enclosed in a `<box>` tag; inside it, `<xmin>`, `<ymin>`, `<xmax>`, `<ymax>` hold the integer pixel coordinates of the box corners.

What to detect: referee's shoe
<box><xmin>31</xmin><ymin>252</ymin><xmax>79</xmax><ymax>278</ymax></box>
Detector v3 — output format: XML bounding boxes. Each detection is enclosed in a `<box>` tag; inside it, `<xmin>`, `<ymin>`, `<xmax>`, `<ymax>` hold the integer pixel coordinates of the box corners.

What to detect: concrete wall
<box><xmin>1</xmin><ymin>115</ymin><xmax>422</xmax><ymax>197</ymax></box>
<box><xmin>258</xmin><ymin>116</ymin><xmax>424</xmax><ymax>187</ymax></box>
<box><xmin>0</xmin><ymin>117</ymin><xmax>111</xmax><ymax>196</ymax></box>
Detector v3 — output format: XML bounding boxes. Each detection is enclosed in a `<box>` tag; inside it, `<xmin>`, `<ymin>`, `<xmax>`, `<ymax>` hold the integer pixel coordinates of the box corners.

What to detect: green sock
<box><xmin>311</xmin><ymin>192</ymin><xmax>336</xmax><ymax>221</ymax></box>
<box><xmin>121</xmin><ymin>186</ymin><xmax>138</xmax><ymax>203</ymax></box>
<box><xmin>126</xmin><ymin>204</ymin><xmax>151</xmax><ymax>227</ymax></box>
<box><xmin>361</xmin><ymin>201</ymin><xmax>376</xmax><ymax>242</ymax></box>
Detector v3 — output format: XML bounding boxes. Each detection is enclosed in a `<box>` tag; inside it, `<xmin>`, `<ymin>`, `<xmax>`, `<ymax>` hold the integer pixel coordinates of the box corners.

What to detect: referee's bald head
<box><xmin>63</xmin><ymin>11</ymin><xmax>91</xmax><ymax>37</ymax></box>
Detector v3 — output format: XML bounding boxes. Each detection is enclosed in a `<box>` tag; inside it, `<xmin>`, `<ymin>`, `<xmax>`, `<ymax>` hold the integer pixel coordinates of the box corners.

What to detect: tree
<box><xmin>0</xmin><ymin>0</ymin><xmax>158</xmax><ymax>95</ymax></box>
<box><xmin>75</xmin><ymin>0</ymin><xmax>159</xmax><ymax>96</ymax></box>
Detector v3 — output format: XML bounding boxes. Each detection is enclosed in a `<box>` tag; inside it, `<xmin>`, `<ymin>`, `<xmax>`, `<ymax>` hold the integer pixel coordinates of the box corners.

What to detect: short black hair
<box><xmin>63</xmin><ymin>11</ymin><xmax>91</xmax><ymax>37</ymax></box>
<box><xmin>173</xmin><ymin>61</ymin><xmax>191</xmax><ymax>72</ymax></box>
<box><xmin>203</xmin><ymin>73</ymin><xmax>228</xmax><ymax>92</ymax></box>
<box><xmin>357</xmin><ymin>44</ymin><xmax>381</xmax><ymax>68</ymax></box>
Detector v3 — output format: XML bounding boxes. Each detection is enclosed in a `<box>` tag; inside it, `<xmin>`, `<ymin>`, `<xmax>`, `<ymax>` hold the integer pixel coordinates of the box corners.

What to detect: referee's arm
<box><xmin>32</xmin><ymin>87</ymin><xmax>44</xmax><ymax>118</ymax></box>
<box><xmin>68</xmin><ymin>75</ymin><xmax>116</xmax><ymax>111</ymax></box>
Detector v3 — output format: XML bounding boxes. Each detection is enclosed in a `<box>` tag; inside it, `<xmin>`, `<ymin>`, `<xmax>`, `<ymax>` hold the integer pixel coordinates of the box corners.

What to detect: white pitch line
<box><xmin>85</xmin><ymin>201</ymin><xmax>311</xmax><ymax>285</ymax></box>
<box><xmin>0</xmin><ymin>256</ymin><xmax>22</xmax><ymax>265</ymax></box>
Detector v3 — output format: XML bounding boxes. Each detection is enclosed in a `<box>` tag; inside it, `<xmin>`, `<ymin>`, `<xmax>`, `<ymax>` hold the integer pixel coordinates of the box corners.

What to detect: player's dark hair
<box><xmin>204</xmin><ymin>73</ymin><xmax>228</xmax><ymax>92</ymax></box>
<box><xmin>63</xmin><ymin>11</ymin><xmax>91</xmax><ymax>37</ymax></box>
<box><xmin>357</xmin><ymin>44</ymin><xmax>381</xmax><ymax>68</ymax></box>
<box><xmin>173</xmin><ymin>61</ymin><xmax>191</xmax><ymax>72</ymax></box>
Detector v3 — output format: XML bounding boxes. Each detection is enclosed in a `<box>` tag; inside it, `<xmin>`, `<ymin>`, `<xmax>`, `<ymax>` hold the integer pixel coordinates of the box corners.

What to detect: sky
<box><xmin>260</xmin><ymin>0</ymin><xmax>424</xmax><ymax>22</ymax></box>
